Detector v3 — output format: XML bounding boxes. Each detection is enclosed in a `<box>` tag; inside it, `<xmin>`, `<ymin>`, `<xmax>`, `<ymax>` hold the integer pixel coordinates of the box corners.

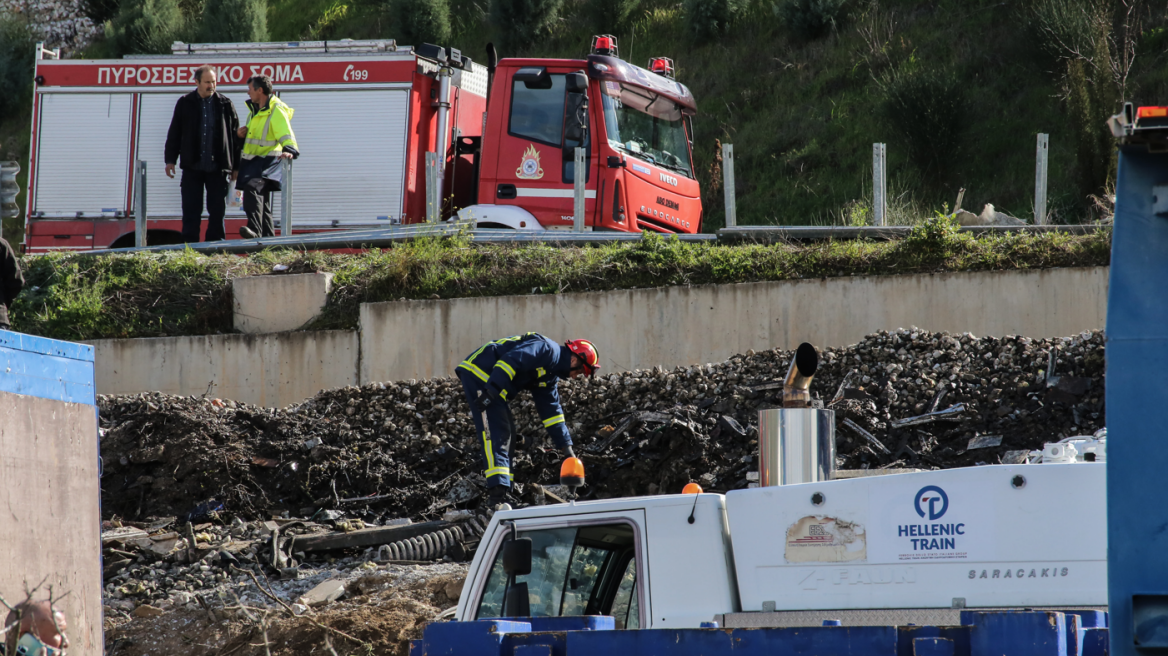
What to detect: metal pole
<box><xmin>1034</xmin><ymin>133</ymin><xmax>1049</xmax><ymax>225</ymax></box>
<box><xmin>135</xmin><ymin>160</ymin><xmax>147</xmax><ymax>248</ymax></box>
<box><xmin>280</xmin><ymin>158</ymin><xmax>293</xmax><ymax>237</ymax></box>
<box><xmin>722</xmin><ymin>143</ymin><xmax>736</xmax><ymax>227</ymax></box>
<box><xmin>573</xmin><ymin>147</ymin><xmax>585</xmax><ymax>232</ymax></box>
<box><xmin>426</xmin><ymin>152</ymin><xmax>439</xmax><ymax>223</ymax></box>
<box><xmin>873</xmin><ymin>143</ymin><xmax>887</xmax><ymax>226</ymax></box>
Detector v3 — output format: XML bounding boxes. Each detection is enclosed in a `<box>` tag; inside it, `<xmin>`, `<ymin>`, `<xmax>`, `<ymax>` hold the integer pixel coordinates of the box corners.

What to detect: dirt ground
<box><xmin>105</xmin><ymin>568</ymin><xmax>465</xmax><ymax>656</ymax></box>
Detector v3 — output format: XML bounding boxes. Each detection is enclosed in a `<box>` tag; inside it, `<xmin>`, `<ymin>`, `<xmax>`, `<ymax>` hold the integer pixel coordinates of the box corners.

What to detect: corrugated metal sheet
<box><xmin>35</xmin><ymin>93</ymin><xmax>132</xmax><ymax>213</ymax></box>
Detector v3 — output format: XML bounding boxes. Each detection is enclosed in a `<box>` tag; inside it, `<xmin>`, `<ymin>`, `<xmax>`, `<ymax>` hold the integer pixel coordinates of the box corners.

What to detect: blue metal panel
<box><xmin>1107</xmin><ymin>146</ymin><xmax>1168</xmax><ymax>656</ymax></box>
<box><xmin>1081</xmin><ymin>628</ymin><xmax>1109</xmax><ymax>656</ymax></box>
<box><xmin>422</xmin><ymin>620</ymin><xmax>532</xmax><ymax>656</ymax></box>
<box><xmin>0</xmin><ymin>329</ymin><xmax>94</xmax><ymax>362</ymax></box>
<box><xmin>504</xmin><ymin>633</ymin><xmax>567</xmax><ymax>656</ymax></box>
<box><xmin>410</xmin><ymin>639</ymin><xmax>423</xmax><ymax>656</ymax></box>
<box><xmin>912</xmin><ymin>637</ymin><xmax>955</xmax><ymax>656</ymax></box>
<box><xmin>0</xmin><ymin>345</ymin><xmax>96</xmax><ymax>405</ymax></box>
<box><xmin>966</xmin><ymin>610</ymin><xmax>1067</xmax><ymax>656</ymax></box>
<box><xmin>497</xmin><ymin>617</ymin><xmax>614</xmax><ymax>632</ymax></box>
<box><xmin>513</xmin><ymin>646</ymin><xmax>552</xmax><ymax>656</ymax></box>
<box><xmin>898</xmin><ymin>626</ymin><xmax>970</xmax><ymax>656</ymax></box>
<box><xmin>565</xmin><ymin>625</ymin><xmax>898</xmax><ymax>656</ymax></box>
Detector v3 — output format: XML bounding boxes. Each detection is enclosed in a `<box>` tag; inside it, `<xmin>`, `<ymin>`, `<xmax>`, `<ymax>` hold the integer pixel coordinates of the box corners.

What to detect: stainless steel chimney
<box><xmin>759</xmin><ymin>342</ymin><xmax>835</xmax><ymax>485</ymax></box>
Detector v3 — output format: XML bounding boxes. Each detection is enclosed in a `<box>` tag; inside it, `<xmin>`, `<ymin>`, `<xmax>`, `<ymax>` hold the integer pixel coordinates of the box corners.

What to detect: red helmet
<box><xmin>565</xmin><ymin>339</ymin><xmax>600</xmax><ymax>376</ymax></box>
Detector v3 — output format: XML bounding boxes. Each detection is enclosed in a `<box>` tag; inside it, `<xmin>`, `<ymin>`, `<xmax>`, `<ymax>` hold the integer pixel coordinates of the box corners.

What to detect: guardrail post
<box><xmin>873</xmin><ymin>143</ymin><xmax>887</xmax><ymax>226</ymax></box>
<box><xmin>573</xmin><ymin>147</ymin><xmax>585</xmax><ymax>232</ymax></box>
<box><xmin>722</xmin><ymin>143</ymin><xmax>736</xmax><ymax>228</ymax></box>
<box><xmin>1034</xmin><ymin>133</ymin><xmax>1049</xmax><ymax>225</ymax></box>
<box><xmin>280</xmin><ymin>158</ymin><xmax>293</xmax><ymax>237</ymax></box>
<box><xmin>134</xmin><ymin>160</ymin><xmax>147</xmax><ymax>248</ymax></box>
<box><xmin>426</xmin><ymin>152</ymin><xmax>440</xmax><ymax>223</ymax></box>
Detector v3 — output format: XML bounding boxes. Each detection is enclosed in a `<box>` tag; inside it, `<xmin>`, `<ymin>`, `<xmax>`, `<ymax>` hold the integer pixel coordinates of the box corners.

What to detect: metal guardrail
<box><xmin>716</xmin><ymin>224</ymin><xmax>1106</xmax><ymax>242</ymax></box>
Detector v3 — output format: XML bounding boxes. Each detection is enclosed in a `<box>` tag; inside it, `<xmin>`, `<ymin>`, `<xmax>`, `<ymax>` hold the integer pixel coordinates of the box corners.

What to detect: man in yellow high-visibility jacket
<box><xmin>236</xmin><ymin>74</ymin><xmax>299</xmax><ymax>238</ymax></box>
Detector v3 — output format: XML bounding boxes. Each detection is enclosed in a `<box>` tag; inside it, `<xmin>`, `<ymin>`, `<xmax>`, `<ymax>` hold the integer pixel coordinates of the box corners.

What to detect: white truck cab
<box><xmin>455</xmin><ymin>463</ymin><xmax>1106</xmax><ymax>629</ymax></box>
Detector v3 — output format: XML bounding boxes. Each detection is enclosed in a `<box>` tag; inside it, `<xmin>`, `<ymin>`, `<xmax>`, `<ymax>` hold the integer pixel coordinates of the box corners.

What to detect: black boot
<box><xmin>487</xmin><ymin>485</ymin><xmax>512</xmax><ymax>512</ymax></box>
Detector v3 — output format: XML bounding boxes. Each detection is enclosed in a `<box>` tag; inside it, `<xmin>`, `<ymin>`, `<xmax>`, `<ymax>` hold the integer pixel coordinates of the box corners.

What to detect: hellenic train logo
<box><xmin>914</xmin><ymin>486</ymin><xmax>949</xmax><ymax>520</ymax></box>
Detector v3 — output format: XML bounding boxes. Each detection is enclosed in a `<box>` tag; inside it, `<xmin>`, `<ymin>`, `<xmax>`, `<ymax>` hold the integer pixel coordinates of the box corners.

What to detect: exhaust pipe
<box><xmin>782</xmin><ymin>342</ymin><xmax>819</xmax><ymax>408</ymax></box>
<box><xmin>760</xmin><ymin>342</ymin><xmax>834</xmax><ymax>486</ymax></box>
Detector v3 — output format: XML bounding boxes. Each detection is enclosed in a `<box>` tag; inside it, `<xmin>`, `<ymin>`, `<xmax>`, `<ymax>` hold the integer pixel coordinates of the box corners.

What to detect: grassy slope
<box><xmin>9</xmin><ymin>224</ymin><xmax>1111</xmax><ymax>341</ymax></box>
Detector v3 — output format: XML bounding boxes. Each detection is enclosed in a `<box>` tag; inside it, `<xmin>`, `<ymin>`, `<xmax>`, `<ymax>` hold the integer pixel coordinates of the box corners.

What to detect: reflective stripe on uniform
<box><xmin>277</xmin><ymin>134</ymin><xmax>293</xmax><ymax>144</ymax></box>
<box><xmin>494</xmin><ymin>361</ymin><xmax>517</xmax><ymax>379</ymax></box>
<box><xmin>246</xmin><ymin>137</ymin><xmax>278</xmax><ymax>147</ymax></box>
<box><xmin>536</xmin><ymin>367</ymin><xmax>546</xmax><ymax>377</ymax></box>
<box><xmin>458</xmin><ymin>361</ymin><xmax>489</xmax><ymax>382</ymax></box>
<box><xmin>485</xmin><ymin>466</ymin><xmax>511</xmax><ymax>479</ymax></box>
<box><xmin>500</xmin><ymin>389</ymin><xmax>509</xmax><ymax>401</ymax></box>
<box><xmin>543</xmin><ymin>414</ymin><xmax>565</xmax><ymax>428</ymax></box>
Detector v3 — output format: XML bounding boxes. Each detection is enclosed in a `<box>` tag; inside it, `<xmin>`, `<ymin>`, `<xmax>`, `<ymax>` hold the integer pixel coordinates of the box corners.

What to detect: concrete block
<box><xmin>233</xmin><ymin>272</ymin><xmax>333</xmax><ymax>334</ymax></box>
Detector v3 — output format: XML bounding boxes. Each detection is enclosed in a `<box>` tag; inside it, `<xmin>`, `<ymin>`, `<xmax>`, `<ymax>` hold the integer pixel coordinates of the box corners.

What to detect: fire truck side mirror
<box><xmin>563</xmin><ymin>74</ymin><xmax>589</xmax><ymax>146</ymax></box>
<box><xmin>566</xmin><ymin>72</ymin><xmax>588</xmax><ymax>94</ymax></box>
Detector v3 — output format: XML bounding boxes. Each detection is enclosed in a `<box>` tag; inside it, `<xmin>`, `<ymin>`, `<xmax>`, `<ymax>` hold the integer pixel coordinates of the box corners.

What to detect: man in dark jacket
<box><xmin>164</xmin><ymin>65</ymin><xmax>242</xmax><ymax>243</ymax></box>
<box><xmin>0</xmin><ymin>236</ymin><xmax>22</xmax><ymax>331</ymax></box>
<box><xmin>456</xmin><ymin>333</ymin><xmax>600</xmax><ymax>508</ymax></box>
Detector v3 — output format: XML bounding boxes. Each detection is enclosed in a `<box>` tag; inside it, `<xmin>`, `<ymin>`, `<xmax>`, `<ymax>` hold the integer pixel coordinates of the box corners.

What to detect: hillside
<box><xmin>1</xmin><ymin>0</ymin><xmax>1166</xmax><ymax>242</ymax></box>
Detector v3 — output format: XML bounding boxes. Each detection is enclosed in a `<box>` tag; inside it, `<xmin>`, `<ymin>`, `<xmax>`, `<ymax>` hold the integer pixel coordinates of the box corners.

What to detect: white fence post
<box><xmin>873</xmin><ymin>143</ymin><xmax>887</xmax><ymax>226</ymax></box>
<box><xmin>280</xmin><ymin>158</ymin><xmax>293</xmax><ymax>237</ymax></box>
<box><xmin>1035</xmin><ymin>133</ymin><xmax>1049</xmax><ymax>225</ymax></box>
<box><xmin>134</xmin><ymin>160</ymin><xmax>147</xmax><ymax>248</ymax></box>
<box><xmin>573</xmin><ymin>147</ymin><xmax>585</xmax><ymax>232</ymax></box>
<box><xmin>722</xmin><ymin>143</ymin><xmax>736</xmax><ymax>227</ymax></box>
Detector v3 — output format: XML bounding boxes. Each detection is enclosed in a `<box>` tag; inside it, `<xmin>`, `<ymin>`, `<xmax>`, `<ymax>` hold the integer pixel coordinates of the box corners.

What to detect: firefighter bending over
<box><xmin>456</xmin><ymin>333</ymin><xmax>600</xmax><ymax>508</ymax></box>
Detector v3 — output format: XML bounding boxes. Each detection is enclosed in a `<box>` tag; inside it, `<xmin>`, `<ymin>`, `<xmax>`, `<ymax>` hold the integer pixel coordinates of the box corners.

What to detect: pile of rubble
<box><xmin>99</xmin><ymin>328</ymin><xmax>1105</xmax><ymax>525</ymax></box>
<box><xmin>96</xmin><ymin>327</ymin><xmax>1105</xmax><ymax>619</ymax></box>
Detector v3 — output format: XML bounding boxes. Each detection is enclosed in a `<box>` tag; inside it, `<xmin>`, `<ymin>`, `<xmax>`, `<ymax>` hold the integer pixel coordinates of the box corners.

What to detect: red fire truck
<box><xmin>24</xmin><ymin>36</ymin><xmax>701</xmax><ymax>253</ymax></box>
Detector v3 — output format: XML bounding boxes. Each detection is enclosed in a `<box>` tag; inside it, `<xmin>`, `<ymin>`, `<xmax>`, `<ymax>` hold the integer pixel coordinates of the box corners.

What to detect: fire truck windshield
<box><xmin>601</xmin><ymin>89</ymin><xmax>693</xmax><ymax>178</ymax></box>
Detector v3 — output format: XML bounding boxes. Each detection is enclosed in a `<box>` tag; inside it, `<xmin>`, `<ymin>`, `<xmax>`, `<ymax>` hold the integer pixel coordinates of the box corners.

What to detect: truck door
<box><xmin>463</xmin><ymin>512</ymin><xmax>647</xmax><ymax>628</ymax></box>
<box><xmin>493</xmin><ymin>67</ymin><xmax>595</xmax><ymax>228</ymax></box>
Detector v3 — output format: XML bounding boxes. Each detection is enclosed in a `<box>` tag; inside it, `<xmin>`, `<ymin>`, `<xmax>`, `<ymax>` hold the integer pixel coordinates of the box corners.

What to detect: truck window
<box><xmin>610</xmin><ymin>558</ymin><xmax>639</xmax><ymax>629</ymax></box>
<box><xmin>509</xmin><ymin>75</ymin><xmax>567</xmax><ymax>147</ymax></box>
<box><xmin>476</xmin><ymin>523</ymin><xmax>638</xmax><ymax>621</ymax></box>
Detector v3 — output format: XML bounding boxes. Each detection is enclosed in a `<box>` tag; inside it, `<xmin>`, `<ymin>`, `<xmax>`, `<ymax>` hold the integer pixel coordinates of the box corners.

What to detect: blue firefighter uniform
<box><xmin>455</xmin><ymin>333</ymin><xmax>574</xmax><ymax>489</ymax></box>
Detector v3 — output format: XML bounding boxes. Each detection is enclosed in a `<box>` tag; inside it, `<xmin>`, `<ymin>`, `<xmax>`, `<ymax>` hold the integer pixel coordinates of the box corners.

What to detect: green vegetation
<box><xmin>388</xmin><ymin>0</ymin><xmax>451</xmax><ymax>47</ymax></box>
<box><xmin>10</xmin><ymin>223</ymin><xmax>1111</xmax><ymax>341</ymax></box>
<box><xmin>104</xmin><ymin>0</ymin><xmax>186</xmax><ymax>54</ymax></box>
<box><xmin>199</xmin><ymin>0</ymin><xmax>269</xmax><ymax>43</ymax></box>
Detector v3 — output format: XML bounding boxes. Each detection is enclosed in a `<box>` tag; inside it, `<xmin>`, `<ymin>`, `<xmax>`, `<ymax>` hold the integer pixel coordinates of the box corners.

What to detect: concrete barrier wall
<box><xmin>0</xmin><ymin>334</ymin><xmax>101</xmax><ymax>656</ymax></box>
<box><xmin>89</xmin><ymin>330</ymin><xmax>359</xmax><ymax>407</ymax></box>
<box><xmin>89</xmin><ymin>267</ymin><xmax>1108</xmax><ymax>406</ymax></box>
<box><xmin>360</xmin><ymin>267</ymin><xmax>1108</xmax><ymax>383</ymax></box>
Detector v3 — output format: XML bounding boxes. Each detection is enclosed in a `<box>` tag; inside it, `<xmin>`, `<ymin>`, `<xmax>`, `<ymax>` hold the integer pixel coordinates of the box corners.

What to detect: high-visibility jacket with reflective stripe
<box><xmin>241</xmin><ymin>97</ymin><xmax>298</xmax><ymax>160</ymax></box>
<box><xmin>458</xmin><ymin>333</ymin><xmax>573</xmax><ymax>448</ymax></box>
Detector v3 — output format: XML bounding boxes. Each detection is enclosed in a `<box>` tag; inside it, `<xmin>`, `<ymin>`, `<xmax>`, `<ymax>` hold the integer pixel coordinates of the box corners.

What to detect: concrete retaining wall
<box><xmin>90</xmin><ymin>330</ymin><xmax>359</xmax><ymax>407</ymax></box>
<box><xmin>360</xmin><ymin>267</ymin><xmax>1108</xmax><ymax>384</ymax></box>
<box><xmin>91</xmin><ymin>267</ymin><xmax>1109</xmax><ymax>407</ymax></box>
<box><xmin>0</xmin><ymin>334</ymin><xmax>100</xmax><ymax>656</ymax></box>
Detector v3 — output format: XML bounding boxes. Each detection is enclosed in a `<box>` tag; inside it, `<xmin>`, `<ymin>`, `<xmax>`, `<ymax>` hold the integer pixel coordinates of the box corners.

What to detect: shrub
<box><xmin>878</xmin><ymin>67</ymin><xmax>966</xmax><ymax>189</ymax></box>
<box><xmin>685</xmin><ymin>0</ymin><xmax>742</xmax><ymax>40</ymax></box>
<box><xmin>774</xmin><ymin>0</ymin><xmax>849</xmax><ymax>39</ymax></box>
<box><xmin>199</xmin><ymin>0</ymin><xmax>268</xmax><ymax>42</ymax></box>
<box><xmin>589</xmin><ymin>0</ymin><xmax>641</xmax><ymax>35</ymax></box>
<box><xmin>489</xmin><ymin>0</ymin><xmax>562</xmax><ymax>55</ymax></box>
<box><xmin>104</xmin><ymin>0</ymin><xmax>185</xmax><ymax>55</ymax></box>
<box><xmin>390</xmin><ymin>0</ymin><xmax>452</xmax><ymax>46</ymax></box>
<box><xmin>0</xmin><ymin>18</ymin><xmax>35</xmax><ymax>123</ymax></box>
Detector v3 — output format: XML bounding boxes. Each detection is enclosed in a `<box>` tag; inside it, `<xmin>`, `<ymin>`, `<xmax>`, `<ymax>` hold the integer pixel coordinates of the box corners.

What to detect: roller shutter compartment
<box><xmin>34</xmin><ymin>93</ymin><xmax>133</xmax><ymax>214</ymax></box>
<box><xmin>270</xmin><ymin>89</ymin><xmax>410</xmax><ymax>226</ymax></box>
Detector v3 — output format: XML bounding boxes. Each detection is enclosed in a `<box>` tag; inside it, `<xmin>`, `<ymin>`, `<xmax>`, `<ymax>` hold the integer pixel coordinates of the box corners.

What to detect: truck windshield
<box><xmin>476</xmin><ymin>523</ymin><xmax>638</xmax><ymax>621</ymax></box>
<box><xmin>601</xmin><ymin>88</ymin><xmax>693</xmax><ymax>179</ymax></box>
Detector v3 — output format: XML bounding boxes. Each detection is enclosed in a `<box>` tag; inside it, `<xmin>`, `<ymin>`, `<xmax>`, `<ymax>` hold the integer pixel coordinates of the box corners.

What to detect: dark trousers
<box><xmin>457</xmin><ymin>369</ymin><xmax>516</xmax><ymax>489</ymax></box>
<box><xmin>180</xmin><ymin>169</ymin><xmax>228</xmax><ymax>243</ymax></box>
<box><xmin>243</xmin><ymin>186</ymin><xmax>276</xmax><ymax>237</ymax></box>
